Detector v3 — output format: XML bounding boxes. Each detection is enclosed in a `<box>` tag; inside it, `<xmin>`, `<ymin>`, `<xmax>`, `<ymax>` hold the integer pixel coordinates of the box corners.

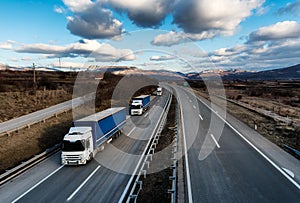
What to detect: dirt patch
<box><xmin>137</xmin><ymin>96</ymin><xmax>176</xmax><ymax>203</ymax></box>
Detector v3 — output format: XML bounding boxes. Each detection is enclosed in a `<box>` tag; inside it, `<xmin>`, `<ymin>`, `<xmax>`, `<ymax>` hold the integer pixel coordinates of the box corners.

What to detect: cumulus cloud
<box><xmin>0</xmin><ymin>40</ymin><xmax>15</xmax><ymax>49</ymax></box>
<box><xmin>208</xmin><ymin>21</ymin><xmax>300</xmax><ymax>70</ymax></box>
<box><xmin>150</xmin><ymin>54</ymin><xmax>175</xmax><ymax>61</ymax></box>
<box><xmin>53</xmin><ymin>5</ymin><xmax>65</xmax><ymax>14</ymax></box>
<box><xmin>213</xmin><ymin>45</ymin><xmax>247</xmax><ymax>56</ymax></box>
<box><xmin>248</xmin><ymin>21</ymin><xmax>300</xmax><ymax>43</ymax></box>
<box><xmin>151</xmin><ymin>31</ymin><xmax>216</xmax><ymax>46</ymax></box>
<box><xmin>62</xmin><ymin>0</ymin><xmax>264</xmax><ymax>43</ymax></box>
<box><xmin>67</xmin><ymin>7</ymin><xmax>123</xmax><ymax>39</ymax></box>
<box><xmin>172</xmin><ymin>0</ymin><xmax>264</xmax><ymax>34</ymax></box>
<box><xmin>63</xmin><ymin>0</ymin><xmax>93</xmax><ymax>13</ymax></box>
<box><xmin>151</xmin><ymin>0</ymin><xmax>264</xmax><ymax>46</ymax></box>
<box><xmin>277</xmin><ymin>0</ymin><xmax>300</xmax><ymax>17</ymax></box>
<box><xmin>63</xmin><ymin>0</ymin><xmax>123</xmax><ymax>39</ymax></box>
<box><xmin>107</xmin><ymin>0</ymin><xmax>175</xmax><ymax>27</ymax></box>
<box><xmin>15</xmin><ymin>39</ymin><xmax>136</xmax><ymax>62</ymax></box>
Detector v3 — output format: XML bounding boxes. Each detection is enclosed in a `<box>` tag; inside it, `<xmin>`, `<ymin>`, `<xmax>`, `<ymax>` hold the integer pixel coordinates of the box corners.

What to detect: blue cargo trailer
<box><xmin>130</xmin><ymin>95</ymin><xmax>150</xmax><ymax>115</ymax></box>
<box><xmin>61</xmin><ymin>107</ymin><xmax>126</xmax><ymax>165</ymax></box>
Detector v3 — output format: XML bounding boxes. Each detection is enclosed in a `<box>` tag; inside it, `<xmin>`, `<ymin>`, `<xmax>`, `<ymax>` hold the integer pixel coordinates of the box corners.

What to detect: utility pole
<box><xmin>33</xmin><ymin>63</ymin><xmax>36</xmax><ymax>84</ymax></box>
<box><xmin>33</xmin><ymin>63</ymin><xmax>37</xmax><ymax>95</ymax></box>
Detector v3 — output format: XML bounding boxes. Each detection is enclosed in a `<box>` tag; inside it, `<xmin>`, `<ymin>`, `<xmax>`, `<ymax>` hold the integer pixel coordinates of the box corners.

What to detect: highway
<box><xmin>0</xmin><ymin>93</ymin><xmax>95</xmax><ymax>135</ymax></box>
<box><xmin>172</xmin><ymin>85</ymin><xmax>300</xmax><ymax>202</ymax></box>
<box><xmin>0</xmin><ymin>91</ymin><xmax>171</xmax><ymax>203</ymax></box>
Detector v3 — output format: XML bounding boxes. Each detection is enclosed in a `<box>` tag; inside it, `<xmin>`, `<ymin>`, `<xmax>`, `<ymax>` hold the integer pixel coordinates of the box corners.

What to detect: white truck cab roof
<box><xmin>64</xmin><ymin>127</ymin><xmax>92</xmax><ymax>141</ymax></box>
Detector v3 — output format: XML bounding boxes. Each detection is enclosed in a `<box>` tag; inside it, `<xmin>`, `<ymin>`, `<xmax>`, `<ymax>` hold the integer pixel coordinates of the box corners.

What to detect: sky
<box><xmin>0</xmin><ymin>0</ymin><xmax>300</xmax><ymax>72</ymax></box>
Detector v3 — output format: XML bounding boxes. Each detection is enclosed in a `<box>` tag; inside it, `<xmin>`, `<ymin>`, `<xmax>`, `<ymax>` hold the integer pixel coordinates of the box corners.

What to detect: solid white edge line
<box><xmin>67</xmin><ymin>165</ymin><xmax>101</xmax><ymax>201</ymax></box>
<box><xmin>118</xmin><ymin>92</ymin><xmax>171</xmax><ymax>203</ymax></box>
<box><xmin>127</xmin><ymin>126</ymin><xmax>136</xmax><ymax>137</ymax></box>
<box><xmin>178</xmin><ymin>92</ymin><xmax>194</xmax><ymax>203</ymax></box>
<box><xmin>12</xmin><ymin>165</ymin><xmax>64</xmax><ymax>203</ymax></box>
<box><xmin>144</xmin><ymin>112</ymin><xmax>149</xmax><ymax>117</ymax></box>
<box><xmin>184</xmin><ymin>87</ymin><xmax>300</xmax><ymax>190</ymax></box>
<box><xmin>210</xmin><ymin>134</ymin><xmax>220</xmax><ymax>148</ymax></box>
<box><xmin>198</xmin><ymin>114</ymin><xmax>203</xmax><ymax>120</ymax></box>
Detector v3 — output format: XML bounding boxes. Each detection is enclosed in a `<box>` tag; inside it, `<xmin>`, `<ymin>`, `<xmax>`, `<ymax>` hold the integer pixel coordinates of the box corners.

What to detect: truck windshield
<box><xmin>62</xmin><ymin>140</ymin><xmax>85</xmax><ymax>151</ymax></box>
<box><xmin>131</xmin><ymin>105</ymin><xmax>142</xmax><ymax>109</ymax></box>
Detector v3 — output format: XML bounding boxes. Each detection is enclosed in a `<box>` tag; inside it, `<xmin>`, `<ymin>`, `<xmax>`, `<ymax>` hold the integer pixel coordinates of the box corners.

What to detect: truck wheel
<box><xmin>88</xmin><ymin>153</ymin><xmax>93</xmax><ymax>162</ymax></box>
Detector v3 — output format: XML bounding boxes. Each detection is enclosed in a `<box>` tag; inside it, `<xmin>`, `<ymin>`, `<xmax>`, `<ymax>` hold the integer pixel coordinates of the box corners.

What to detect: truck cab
<box><xmin>130</xmin><ymin>100</ymin><xmax>143</xmax><ymax>115</ymax></box>
<box><xmin>130</xmin><ymin>95</ymin><xmax>150</xmax><ymax>116</ymax></box>
<box><xmin>61</xmin><ymin>127</ymin><xmax>94</xmax><ymax>165</ymax></box>
<box><xmin>157</xmin><ymin>87</ymin><xmax>162</xmax><ymax>96</ymax></box>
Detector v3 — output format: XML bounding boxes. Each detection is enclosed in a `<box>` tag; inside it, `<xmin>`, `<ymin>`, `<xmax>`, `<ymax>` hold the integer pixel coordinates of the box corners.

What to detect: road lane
<box><xmin>0</xmin><ymin>90</ymin><xmax>170</xmax><ymax>203</ymax></box>
<box><xmin>173</xmin><ymin>85</ymin><xmax>300</xmax><ymax>202</ymax></box>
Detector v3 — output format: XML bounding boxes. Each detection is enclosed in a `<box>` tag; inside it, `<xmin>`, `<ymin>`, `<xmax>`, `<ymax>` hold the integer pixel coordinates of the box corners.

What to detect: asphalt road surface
<box><xmin>0</xmin><ymin>93</ymin><xmax>96</xmax><ymax>134</ymax></box>
<box><xmin>172</xmin><ymin>85</ymin><xmax>300</xmax><ymax>202</ymax></box>
<box><xmin>0</xmin><ymin>91</ymin><xmax>170</xmax><ymax>203</ymax></box>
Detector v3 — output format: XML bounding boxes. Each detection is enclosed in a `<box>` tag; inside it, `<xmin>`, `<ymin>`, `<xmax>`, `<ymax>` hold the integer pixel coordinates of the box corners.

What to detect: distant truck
<box><xmin>61</xmin><ymin>107</ymin><xmax>126</xmax><ymax>165</ymax></box>
<box><xmin>156</xmin><ymin>87</ymin><xmax>162</xmax><ymax>96</ymax></box>
<box><xmin>130</xmin><ymin>95</ymin><xmax>150</xmax><ymax>116</ymax></box>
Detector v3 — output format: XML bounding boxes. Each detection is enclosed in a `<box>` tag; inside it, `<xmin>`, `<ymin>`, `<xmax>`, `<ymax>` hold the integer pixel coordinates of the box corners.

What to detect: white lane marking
<box><xmin>193</xmin><ymin>105</ymin><xmax>196</xmax><ymax>109</ymax></box>
<box><xmin>282</xmin><ymin>168</ymin><xmax>295</xmax><ymax>178</ymax></box>
<box><xmin>144</xmin><ymin>112</ymin><xmax>149</xmax><ymax>117</ymax></box>
<box><xmin>210</xmin><ymin>134</ymin><xmax>220</xmax><ymax>148</ymax></box>
<box><xmin>127</xmin><ymin>126</ymin><xmax>136</xmax><ymax>137</ymax></box>
<box><xmin>184</xmin><ymin>88</ymin><xmax>300</xmax><ymax>190</ymax></box>
<box><xmin>198</xmin><ymin>114</ymin><xmax>203</xmax><ymax>120</ymax></box>
<box><xmin>118</xmin><ymin>93</ymin><xmax>172</xmax><ymax>203</ymax></box>
<box><xmin>189</xmin><ymin>99</ymin><xmax>192</xmax><ymax>102</ymax></box>
<box><xmin>67</xmin><ymin>165</ymin><xmax>101</xmax><ymax>201</ymax></box>
<box><xmin>178</xmin><ymin>94</ymin><xmax>194</xmax><ymax>203</ymax></box>
<box><xmin>12</xmin><ymin>165</ymin><xmax>64</xmax><ymax>203</ymax></box>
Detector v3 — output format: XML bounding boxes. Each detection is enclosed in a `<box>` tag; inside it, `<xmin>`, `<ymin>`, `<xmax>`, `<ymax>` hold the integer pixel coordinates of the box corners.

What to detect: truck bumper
<box><xmin>62</xmin><ymin>159</ymin><xmax>86</xmax><ymax>165</ymax></box>
<box><xmin>130</xmin><ymin>111</ymin><xmax>142</xmax><ymax>115</ymax></box>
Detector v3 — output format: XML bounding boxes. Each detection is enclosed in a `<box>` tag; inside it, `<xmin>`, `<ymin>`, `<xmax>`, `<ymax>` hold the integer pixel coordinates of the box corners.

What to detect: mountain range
<box><xmin>1</xmin><ymin>63</ymin><xmax>300</xmax><ymax>81</ymax></box>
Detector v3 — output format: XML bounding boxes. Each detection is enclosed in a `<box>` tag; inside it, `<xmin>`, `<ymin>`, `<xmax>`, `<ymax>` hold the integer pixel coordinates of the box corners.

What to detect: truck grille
<box><xmin>65</xmin><ymin>155</ymin><xmax>80</xmax><ymax>160</ymax></box>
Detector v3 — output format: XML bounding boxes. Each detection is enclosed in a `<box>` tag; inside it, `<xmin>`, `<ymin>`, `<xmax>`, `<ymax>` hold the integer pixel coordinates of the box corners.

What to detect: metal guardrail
<box><xmin>0</xmin><ymin>93</ymin><xmax>95</xmax><ymax>136</ymax></box>
<box><xmin>124</xmin><ymin>92</ymin><xmax>172</xmax><ymax>203</ymax></box>
<box><xmin>168</xmin><ymin>99</ymin><xmax>178</xmax><ymax>203</ymax></box>
<box><xmin>283</xmin><ymin>145</ymin><xmax>300</xmax><ymax>159</ymax></box>
<box><xmin>0</xmin><ymin>144</ymin><xmax>61</xmax><ymax>185</ymax></box>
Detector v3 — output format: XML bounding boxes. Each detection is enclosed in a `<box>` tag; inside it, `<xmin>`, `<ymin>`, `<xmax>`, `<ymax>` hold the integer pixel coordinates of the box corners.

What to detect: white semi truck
<box><xmin>130</xmin><ymin>95</ymin><xmax>150</xmax><ymax>116</ymax></box>
<box><xmin>157</xmin><ymin>87</ymin><xmax>162</xmax><ymax>96</ymax></box>
<box><xmin>61</xmin><ymin>107</ymin><xmax>126</xmax><ymax>165</ymax></box>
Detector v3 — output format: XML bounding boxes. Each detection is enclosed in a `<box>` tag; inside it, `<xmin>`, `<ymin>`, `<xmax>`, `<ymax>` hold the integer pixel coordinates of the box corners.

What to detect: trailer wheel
<box><xmin>88</xmin><ymin>153</ymin><xmax>93</xmax><ymax>162</ymax></box>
